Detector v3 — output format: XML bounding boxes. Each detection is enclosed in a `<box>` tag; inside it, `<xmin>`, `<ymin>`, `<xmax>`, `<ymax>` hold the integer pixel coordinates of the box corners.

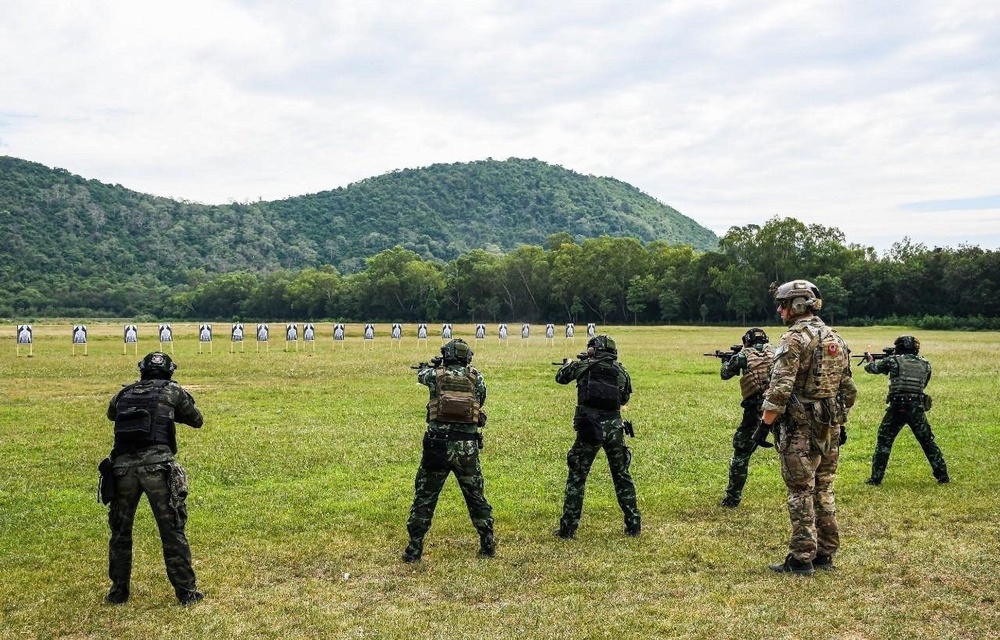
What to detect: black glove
<box><xmin>751</xmin><ymin>421</ymin><xmax>774</xmax><ymax>448</ymax></box>
<box><xmin>839</xmin><ymin>427</ymin><xmax>847</xmax><ymax>445</ymax></box>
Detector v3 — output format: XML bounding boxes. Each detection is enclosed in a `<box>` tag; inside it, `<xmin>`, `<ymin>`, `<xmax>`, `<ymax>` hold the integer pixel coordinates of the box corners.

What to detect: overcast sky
<box><xmin>2</xmin><ymin>0</ymin><xmax>998</xmax><ymax>252</ymax></box>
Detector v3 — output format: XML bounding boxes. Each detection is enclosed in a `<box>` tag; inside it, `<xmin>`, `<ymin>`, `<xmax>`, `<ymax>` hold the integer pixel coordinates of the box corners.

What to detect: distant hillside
<box><xmin>266</xmin><ymin>158</ymin><xmax>718</xmax><ymax>271</ymax></box>
<box><xmin>0</xmin><ymin>156</ymin><xmax>717</xmax><ymax>289</ymax></box>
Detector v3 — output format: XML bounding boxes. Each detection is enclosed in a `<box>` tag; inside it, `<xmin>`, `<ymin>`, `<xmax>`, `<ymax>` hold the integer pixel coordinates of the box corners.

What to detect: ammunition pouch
<box><xmin>97</xmin><ymin>457</ymin><xmax>115</xmax><ymax>505</ymax></box>
<box><xmin>924</xmin><ymin>394</ymin><xmax>933</xmax><ymax>411</ymax></box>
<box><xmin>574</xmin><ymin>413</ymin><xmax>604</xmax><ymax>445</ymax></box>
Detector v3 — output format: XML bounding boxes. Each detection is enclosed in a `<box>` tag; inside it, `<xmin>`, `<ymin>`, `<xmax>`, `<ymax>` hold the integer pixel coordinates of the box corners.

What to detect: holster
<box><xmin>97</xmin><ymin>457</ymin><xmax>115</xmax><ymax>505</ymax></box>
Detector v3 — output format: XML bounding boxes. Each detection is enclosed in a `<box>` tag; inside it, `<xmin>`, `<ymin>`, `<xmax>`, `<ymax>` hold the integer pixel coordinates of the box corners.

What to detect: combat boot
<box><xmin>401</xmin><ymin>540</ymin><xmax>422</xmax><ymax>563</ymax></box>
<box><xmin>936</xmin><ymin>474</ymin><xmax>950</xmax><ymax>484</ymax></box>
<box><xmin>624</xmin><ymin>521</ymin><xmax>641</xmax><ymax>537</ymax></box>
<box><xmin>719</xmin><ymin>496</ymin><xmax>740</xmax><ymax>508</ymax></box>
<box><xmin>768</xmin><ymin>554</ymin><xmax>814</xmax><ymax>576</ymax></box>
<box><xmin>178</xmin><ymin>590</ymin><xmax>204</xmax><ymax>606</ymax></box>
<box><xmin>864</xmin><ymin>477</ymin><xmax>882</xmax><ymax>486</ymax></box>
<box><xmin>104</xmin><ymin>587</ymin><xmax>129</xmax><ymax>605</ymax></box>
<box><xmin>553</xmin><ymin>526</ymin><xmax>576</xmax><ymax>540</ymax></box>
<box><xmin>478</xmin><ymin>534</ymin><xmax>496</xmax><ymax>558</ymax></box>
<box><xmin>812</xmin><ymin>554</ymin><xmax>835</xmax><ymax>570</ymax></box>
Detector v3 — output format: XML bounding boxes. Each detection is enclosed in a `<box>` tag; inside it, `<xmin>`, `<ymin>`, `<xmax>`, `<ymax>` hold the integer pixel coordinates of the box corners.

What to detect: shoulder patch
<box><xmin>774</xmin><ymin>343</ymin><xmax>790</xmax><ymax>359</ymax></box>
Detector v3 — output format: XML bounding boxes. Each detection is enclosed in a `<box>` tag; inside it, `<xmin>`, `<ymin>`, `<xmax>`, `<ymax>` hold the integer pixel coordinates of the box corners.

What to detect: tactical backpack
<box><xmin>114</xmin><ymin>379</ymin><xmax>170</xmax><ymax>447</ymax></box>
<box><xmin>427</xmin><ymin>367</ymin><xmax>481</xmax><ymax>424</ymax></box>
<box><xmin>578</xmin><ymin>360</ymin><xmax>621</xmax><ymax>411</ymax></box>
<box><xmin>740</xmin><ymin>346</ymin><xmax>774</xmax><ymax>399</ymax></box>
<box><xmin>795</xmin><ymin>324</ymin><xmax>850</xmax><ymax>399</ymax></box>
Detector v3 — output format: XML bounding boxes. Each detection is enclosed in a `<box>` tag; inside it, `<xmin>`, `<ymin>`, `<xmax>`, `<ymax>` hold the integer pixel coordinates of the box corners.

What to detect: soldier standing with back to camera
<box><xmin>864</xmin><ymin>335</ymin><xmax>949</xmax><ymax>486</ymax></box>
<box><xmin>752</xmin><ymin>280</ymin><xmax>856</xmax><ymax>575</ymax></box>
<box><xmin>100</xmin><ymin>352</ymin><xmax>204</xmax><ymax>605</ymax></box>
<box><xmin>403</xmin><ymin>339</ymin><xmax>494</xmax><ymax>562</ymax></box>
<box><xmin>719</xmin><ymin>328</ymin><xmax>775</xmax><ymax>508</ymax></box>
<box><xmin>554</xmin><ymin>334</ymin><xmax>641</xmax><ymax>539</ymax></box>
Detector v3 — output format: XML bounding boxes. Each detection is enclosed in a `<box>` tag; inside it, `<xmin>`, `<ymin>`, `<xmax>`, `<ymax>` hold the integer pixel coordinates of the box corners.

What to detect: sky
<box><xmin>1</xmin><ymin>0</ymin><xmax>998</xmax><ymax>252</ymax></box>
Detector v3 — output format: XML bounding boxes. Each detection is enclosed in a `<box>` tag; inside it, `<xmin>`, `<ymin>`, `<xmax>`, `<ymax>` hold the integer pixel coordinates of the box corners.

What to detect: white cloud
<box><xmin>1</xmin><ymin>0</ymin><xmax>997</xmax><ymax>250</ymax></box>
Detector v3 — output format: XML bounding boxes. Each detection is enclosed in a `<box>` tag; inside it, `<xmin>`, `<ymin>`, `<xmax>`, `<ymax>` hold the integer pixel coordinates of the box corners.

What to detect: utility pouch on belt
<box><xmin>97</xmin><ymin>457</ymin><xmax>115</xmax><ymax>505</ymax></box>
<box><xmin>168</xmin><ymin>462</ymin><xmax>189</xmax><ymax>504</ymax></box>
<box><xmin>574</xmin><ymin>414</ymin><xmax>604</xmax><ymax>444</ymax></box>
<box><xmin>786</xmin><ymin>398</ymin><xmax>809</xmax><ymax>428</ymax></box>
<box><xmin>421</xmin><ymin>435</ymin><xmax>450</xmax><ymax>471</ymax></box>
<box><xmin>923</xmin><ymin>394</ymin><xmax>933</xmax><ymax>411</ymax></box>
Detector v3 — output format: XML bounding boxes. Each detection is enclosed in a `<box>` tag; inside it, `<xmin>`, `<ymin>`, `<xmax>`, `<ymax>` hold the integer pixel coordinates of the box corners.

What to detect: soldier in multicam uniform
<box><xmin>864</xmin><ymin>335</ymin><xmax>949</xmax><ymax>486</ymax></box>
<box><xmin>554</xmin><ymin>334</ymin><xmax>641</xmax><ymax>539</ymax></box>
<box><xmin>753</xmin><ymin>280</ymin><xmax>856</xmax><ymax>575</ymax></box>
<box><xmin>403</xmin><ymin>339</ymin><xmax>494</xmax><ymax>562</ymax></box>
<box><xmin>102</xmin><ymin>352</ymin><xmax>204</xmax><ymax>605</ymax></box>
<box><xmin>719</xmin><ymin>328</ymin><xmax>775</xmax><ymax>508</ymax></box>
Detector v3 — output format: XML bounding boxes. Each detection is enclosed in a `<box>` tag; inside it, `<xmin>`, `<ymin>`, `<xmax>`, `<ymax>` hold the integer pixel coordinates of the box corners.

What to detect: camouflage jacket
<box><xmin>418</xmin><ymin>362</ymin><xmax>487</xmax><ymax>435</ymax></box>
<box><xmin>761</xmin><ymin>316</ymin><xmax>857</xmax><ymax>419</ymax></box>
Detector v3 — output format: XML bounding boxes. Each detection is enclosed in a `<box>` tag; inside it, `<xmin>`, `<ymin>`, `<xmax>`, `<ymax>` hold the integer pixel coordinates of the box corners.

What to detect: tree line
<box><xmin>8</xmin><ymin>217</ymin><xmax>998</xmax><ymax>329</ymax></box>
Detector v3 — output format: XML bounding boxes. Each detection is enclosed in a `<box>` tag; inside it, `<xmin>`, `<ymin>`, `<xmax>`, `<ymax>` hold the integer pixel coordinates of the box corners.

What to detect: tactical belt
<box><xmin>112</xmin><ymin>445</ymin><xmax>174</xmax><ymax>466</ymax></box>
<box><xmin>425</xmin><ymin>431</ymin><xmax>479</xmax><ymax>441</ymax></box>
<box><xmin>888</xmin><ymin>393</ymin><xmax>924</xmax><ymax>404</ymax></box>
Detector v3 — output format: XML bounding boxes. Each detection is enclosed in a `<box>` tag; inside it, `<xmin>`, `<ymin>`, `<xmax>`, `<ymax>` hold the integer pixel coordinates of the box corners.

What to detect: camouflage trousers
<box><xmin>108</xmin><ymin>446</ymin><xmax>197</xmax><ymax>600</ymax></box>
<box><xmin>405</xmin><ymin>438</ymin><xmax>494</xmax><ymax>554</ymax></box>
<box><xmin>870</xmin><ymin>403</ymin><xmax>948</xmax><ymax>482</ymax></box>
<box><xmin>724</xmin><ymin>402</ymin><xmax>762</xmax><ymax>503</ymax></box>
<box><xmin>559</xmin><ymin>423</ymin><xmax>641</xmax><ymax>534</ymax></box>
<box><xmin>777</xmin><ymin>421</ymin><xmax>840</xmax><ymax>563</ymax></box>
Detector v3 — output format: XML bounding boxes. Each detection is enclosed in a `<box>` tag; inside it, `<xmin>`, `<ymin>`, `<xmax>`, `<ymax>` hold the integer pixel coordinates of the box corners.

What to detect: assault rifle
<box><xmin>552</xmin><ymin>352</ymin><xmax>588</xmax><ymax>366</ymax></box>
<box><xmin>851</xmin><ymin>346</ymin><xmax>894</xmax><ymax>366</ymax></box>
<box><xmin>703</xmin><ymin>345</ymin><xmax>742</xmax><ymax>362</ymax></box>
<box><xmin>410</xmin><ymin>355</ymin><xmax>444</xmax><ymax>370</ymax></box>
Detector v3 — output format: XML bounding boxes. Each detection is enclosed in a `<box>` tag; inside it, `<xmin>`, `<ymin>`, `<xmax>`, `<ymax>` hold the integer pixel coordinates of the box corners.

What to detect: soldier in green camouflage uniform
<box><xmin>403</xmin><ymin>339</ymin><xmax>494</xmax><ymax>562</ymax></box>
<box><xmin>754</xmin><ymin>281</ymin><xmax>857</xmax><ymax>575</ymax></box>
<box><xmin>719</xmin><ymin>328</ymin><xmax>775</xmax><ymax>508</ymax></box>
<box><xmin>554</xmin><ymin>334</ymin><xmax>640</xmax><ymax>538</ymax></box>
<box><xmin>864</xmin><ymin>335</ymin><xmax>949</xmax><ymax>485</ymax></box>
<box><xmin>103</xmin><ymin>352</ymin><xmax>204</xmax><ymax>605</ymax></box>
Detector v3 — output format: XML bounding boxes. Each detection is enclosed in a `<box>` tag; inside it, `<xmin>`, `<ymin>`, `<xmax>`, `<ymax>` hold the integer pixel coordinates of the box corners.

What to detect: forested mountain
<box><xmin>0</xmin><ymin>155</ymin><xmax>717</xmax><ymax>292</ymax></box>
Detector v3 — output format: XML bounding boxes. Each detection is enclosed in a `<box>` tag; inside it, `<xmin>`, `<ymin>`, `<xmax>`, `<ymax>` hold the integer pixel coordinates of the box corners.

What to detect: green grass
<box><xmin>1</xmin><ymin>323</ymin><xmax>999</xmax><ymax>639</ymax></box>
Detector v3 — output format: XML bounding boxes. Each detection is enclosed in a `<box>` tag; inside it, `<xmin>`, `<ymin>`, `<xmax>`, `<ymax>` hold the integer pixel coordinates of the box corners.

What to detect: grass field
<box><xmin>1</xmin><ymin>322</ymin><xmax>998</xmax><ymax>639</ymax></box>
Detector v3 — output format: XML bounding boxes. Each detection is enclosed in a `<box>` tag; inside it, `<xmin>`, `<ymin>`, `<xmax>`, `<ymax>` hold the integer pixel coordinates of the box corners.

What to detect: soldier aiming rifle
<box><xmin>411</xmin><ymin>356</ymin><xmax>444</xmax><ymax>370</ymax></box>
<box><xmin>704</xmin><ymin>345</ymin><xmax>742</xmax><ymax>362</ymax></box>
<box><xmin>851</xmin><ymin>346</ymin><xmax>894</xmax><ymax>366</ymax></box>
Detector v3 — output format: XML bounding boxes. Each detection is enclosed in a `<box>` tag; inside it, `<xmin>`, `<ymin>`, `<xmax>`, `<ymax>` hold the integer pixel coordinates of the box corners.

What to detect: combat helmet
<box><xmin>893</xmin><ymin>335</ymin><xmax>920</xmax><ymax>355</ymax></box>
<box><xmin>742</xmin><ymin>327</ymin><xmax>769</xmax><ymax>347</ymax></box>
<box><xmin>772</xmin><ymin>279</ymin><xmax>823</xmax><ymax>317</ymax></box>
<box><xmin>441</xmin><ymin>338</ymin><xmax>473</xmax><ymax>365</ymax></box>
<box><xmin>587</xmin><ymin>334</ymin><xmax>617</xmax><ymax>356</ymax></box>
<box><xmin>138</xmin><ymin>351</ymin><xmax>176</xmax><ymax>379</ymax></box>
